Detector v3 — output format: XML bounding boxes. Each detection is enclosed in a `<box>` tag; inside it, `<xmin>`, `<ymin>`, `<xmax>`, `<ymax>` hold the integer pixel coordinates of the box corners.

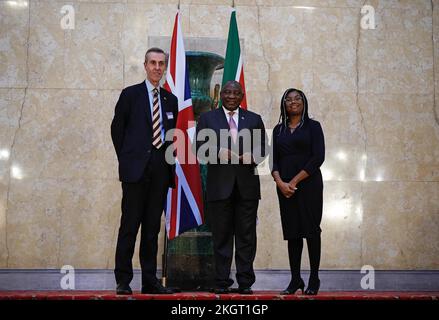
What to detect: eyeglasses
<box><xmin>284</xmin><ymin>97</ymin><xmax>302</xmax><ymax>104</ymax></box>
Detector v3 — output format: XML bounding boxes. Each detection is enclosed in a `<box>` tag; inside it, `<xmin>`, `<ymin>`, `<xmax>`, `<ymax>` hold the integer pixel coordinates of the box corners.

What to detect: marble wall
<box><xmin>0</xmin><ymin>0</ymin><xmax>438</xmax><ymax>271</ymax></box>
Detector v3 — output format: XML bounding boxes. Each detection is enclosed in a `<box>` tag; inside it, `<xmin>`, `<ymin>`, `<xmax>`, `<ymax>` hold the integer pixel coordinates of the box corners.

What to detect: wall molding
<box><xmin>0</xmin><ymin>269</ymin><xmax>438</xmax><ymax>291</ymax></box>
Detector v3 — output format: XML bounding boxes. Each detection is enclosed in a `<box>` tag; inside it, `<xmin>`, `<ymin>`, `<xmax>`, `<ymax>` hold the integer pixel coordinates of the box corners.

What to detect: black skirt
<box><xmin>277</xmin><ymin>172</ymin><xmax>323</xmax><ymax>239</ymax></box>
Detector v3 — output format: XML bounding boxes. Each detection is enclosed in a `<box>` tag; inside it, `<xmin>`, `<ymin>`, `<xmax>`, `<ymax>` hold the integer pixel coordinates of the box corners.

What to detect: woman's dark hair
<box><xmin>277</xmin><ymin>88</ymin><xmax>310</xmax><ymax>133</ymax></box>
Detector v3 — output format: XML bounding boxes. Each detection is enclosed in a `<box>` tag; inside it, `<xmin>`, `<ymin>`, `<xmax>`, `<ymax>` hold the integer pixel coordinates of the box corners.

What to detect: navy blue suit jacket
<box><xmin>111</xmin><ymin>81</ymin><xmax>178</xmax><ymax>185</ymax></box>
<box><xmin>196</xmin><ymin>107</ymin><xmax>266</xmax><ymax>201</ymax></box>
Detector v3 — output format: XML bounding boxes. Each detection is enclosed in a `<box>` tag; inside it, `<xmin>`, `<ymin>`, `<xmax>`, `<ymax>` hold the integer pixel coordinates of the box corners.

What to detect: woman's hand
<box><xmin>277</xmin><ymin>181</ymin><xmax>295</xmax><ymax>198</ymax></box>
<box><xmin>272</xmin><ymin>171</ymin><xmax>296</xmax><ymax>198</ymax></box>
<box><xmin>288</xmin><ymin>180</ymin><xmax>298</xmax><ymax>193</ymax></box>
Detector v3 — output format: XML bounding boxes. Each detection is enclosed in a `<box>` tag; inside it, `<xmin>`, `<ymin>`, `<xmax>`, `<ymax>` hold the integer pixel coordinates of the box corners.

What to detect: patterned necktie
<box><xmin>228</xmin><ymin>111</ymin><xmax>238</xmax><ymax>143</ymax></box>
<box><xmin>152</xmin><ymin>88</ymin><xmax>163</xmax><ymax>149</ymax></box>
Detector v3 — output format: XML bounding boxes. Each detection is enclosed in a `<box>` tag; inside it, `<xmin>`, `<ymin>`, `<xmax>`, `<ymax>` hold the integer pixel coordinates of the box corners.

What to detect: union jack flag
<box><xmin>164</xmin><ymin>11</ymin><xmax>204</xmax><ymax>239</ymax></box>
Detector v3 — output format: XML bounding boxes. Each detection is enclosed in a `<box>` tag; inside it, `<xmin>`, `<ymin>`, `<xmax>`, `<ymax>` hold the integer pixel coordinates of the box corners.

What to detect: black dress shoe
<box><xmin>305</xmin><ymin>279</ymin><xmax>320</xmax><ymax>295</ymax></box>
<box><xmin>116</xmin><ymin>283</ymin><xmax>132</xmax><ymax>295</ymax></box>
<box><xmin>238</xmin><ymin>287</ymin><xmax>253</xmax><ymax>295</ymax></box>
<box><xmin>212</xmin><ymin>287</ymin><xmax>230</xmax><ymax>294</ymax></box>
<box><xmin>141</xmin><ymin>282</ymin><xmax>175</xmax><ymax>294</ymax></box>
<box><xmin>280</xmin><ymin>278</ymin><xmax>305</xmax><ymax>295</ymax></box>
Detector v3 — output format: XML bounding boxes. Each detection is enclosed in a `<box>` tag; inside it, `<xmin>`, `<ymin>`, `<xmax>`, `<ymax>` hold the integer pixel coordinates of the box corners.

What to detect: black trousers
<box><xmin>114</xmin><ymin>147</ymin><xmax>169</xmax><ymax>286</ymax></box>
<box><xmin>208</xmin><ymin>183</ymin><xmax>259</xmax><ymax>288</ymax></box>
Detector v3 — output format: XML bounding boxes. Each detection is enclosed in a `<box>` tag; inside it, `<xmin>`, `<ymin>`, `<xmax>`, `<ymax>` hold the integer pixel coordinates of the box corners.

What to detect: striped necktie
<box><xmin>152</xmin><ymin>88</ymin><xmax>163</xmax><ymax>149</ymax></box>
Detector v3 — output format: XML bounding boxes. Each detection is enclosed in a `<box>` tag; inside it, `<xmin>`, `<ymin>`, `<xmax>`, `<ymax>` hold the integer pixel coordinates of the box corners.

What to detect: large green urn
<box><xmin>187</xmin><ymin>51</ymin><xmax>224</xmax><ymax>120</ymax></box>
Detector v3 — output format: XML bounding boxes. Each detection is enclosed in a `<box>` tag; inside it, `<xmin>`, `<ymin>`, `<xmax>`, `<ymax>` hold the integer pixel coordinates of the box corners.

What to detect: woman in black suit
<box><xmin>271</xmin><ymin>88</ymin><xmax>325</xmax><ymax>295</ymax></box>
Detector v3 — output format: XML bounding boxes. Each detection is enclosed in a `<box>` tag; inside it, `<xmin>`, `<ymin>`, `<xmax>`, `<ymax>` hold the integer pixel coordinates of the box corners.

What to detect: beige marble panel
<box><xmin>57</xmin><ymin>179</ymin><xmax>121</xmax><ymax>269</ymax></box>
<box><xmin>320</xmin><ymin>181</ymin><xmax>363</xmax><ymax>269</ymax></box>
<box><xmin>304</xmin><ymin>93</ymin><xmax>366</xmax><ymax>182</ymax></box>
<box><xmin>253</xmin><ymin>0</ymin><xmax>430</xmax><ymax>10</ymax></box>
<box><xmin>246</xmin><ymin>90</ymin><xmax>276</xmax><ymax>129</ymax></box>
<box><xmin>6</xmin><ymin>178</ymin><xmax>122</xmax><ymax>268</ymax></box>
<box><xmin>10</xmin><ymin>89</ymin><xmax>119</xmax><ymax>181</ymax></box>
<box><xmin>123</xmin><ymin>1</ymin><xmax>367</xmax><ymax>7</ymax></box>
<box><xmin>57</xmin><ymin>0</ymin><xmax>126</xmax><ymax>2</ymax></box>
<box><xmin>0</xmin><ymin>89</ymin><xmax>26</xmax><ymax>179</ymax></box>
<box><xmin>124</xmin><ymin>0</ymin><xmax>236</xmax><ymax>4</ymax></box>
<box><xmin>360</xmin><ymin>94</ymin><xmax>439</xmax><ymax>181</ymax></box>
<box><xmin>28</xmin><ymin>1</ymin><xmax>124</xmax><ymax>89</ymax></box>
<box><xmin>435</xmin><ymin>0</ymin><xmax>439</xmax><ymax>134</ymax></box>
<box><xmin>187</xmin><ymin>5</ymin><xmax>230</xmax><ymax>37</ymax></box>
<box><xmin>255</xmin><ymin>0</ymin><xmax>363</xmax><ymax>7</ymax></box>
<box><xmin>0</xmin><ymin>89</ymin><xmax>26</xmax><ymax>267</ymax></box>
<box><xmin>362</xmin><ymin>182</ymin><xmax>439</xmax><ymax>269</ymax></box>
<box><xmin>365</xmin><ymin>0</ymin><xmax>432</xmax><ymax>10</ymax></box>
<box><xmin>49</xmin><ymin>0</ymin><xmax>127</xmax><ymax>3</ymax></box>
<box><xmin>0</xmin><ymin>183</ymin><xmax>7</xmax><ymax>267</ymax></box>
<box><xmin>183</xmin><ymin>0</ymin><xmax>250</xmax><ymax>5</ymax></box>
<box><xmin>312</xmin><ymin>8</ymin><xmax>359</xmax><ymax>93</ymax></box>
<box><xmin>321</xmin><ymin>146</ymin><xmax>366</xmax><ymax>182</ymax></box>
<box><xmin>404</xmin><ymin>184</ymin><xmax>439</xmax><ymax>268</ymax></box>
<box><xmin>310</xmin><ymin>93</ymin><xmax>364</xmax><ymax>145</ymax></box>
<box><xmin>257</xmin><ymin>6</ymin><xmax>314</xmax><ymax>94</ymax></box>
<box><xmin>7</xmin><ymin>178</ymin><xmax>61</xmax><ymax>268</ymax></box>
<box><xmin>359</xmin><ymin>6</ymin><xmax>433</xmax><ymax>94</ymax></box>
<box><xmin>0</xmin><ymin>1</ymin><xmax>29</xmax><ymax>88</ymax></box>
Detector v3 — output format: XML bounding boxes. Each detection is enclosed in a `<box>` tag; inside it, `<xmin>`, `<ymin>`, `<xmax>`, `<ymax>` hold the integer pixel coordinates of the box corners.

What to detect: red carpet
<box><xmin>0</xmin><ymin>291</ymin><xmax>437</xmax><ymax>300</ymax></box>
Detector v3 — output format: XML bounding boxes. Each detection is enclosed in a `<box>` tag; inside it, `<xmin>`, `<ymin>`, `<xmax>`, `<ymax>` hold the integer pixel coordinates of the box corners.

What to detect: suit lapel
<box><xmin>140</xmin><ymin>82</ymin><xmax>152</xmax><ymax>127</ymax></box>
<box><xmin>237</xmin><ymin>107</ymin><xmax>247</xmax><ymax>131</ymax></box>
<box><xmin>216</xmin><ymin>107</ymin><xmax>230</xmax><ymax>130</ymax></box>
<box><xmin>160</xmin><ymin>88</ymin><xmax>169</xmax><ymax>132</ymax></box>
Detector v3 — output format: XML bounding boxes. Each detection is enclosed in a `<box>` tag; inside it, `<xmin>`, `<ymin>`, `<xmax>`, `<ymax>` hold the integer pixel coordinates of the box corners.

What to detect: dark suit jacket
<box><xmin>111</xmin><ymin>81</ymin><xmax>178</xmax><ymax>186</ymax></box>
<box><xmin>196</xmin><ymin>107</ymin><xmax>266</xmax><ymax>202</ymax></box>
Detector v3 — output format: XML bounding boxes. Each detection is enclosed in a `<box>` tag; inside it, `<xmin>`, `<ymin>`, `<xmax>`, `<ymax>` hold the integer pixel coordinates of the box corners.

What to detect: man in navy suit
<box><xmin>111</xmin><ymin>47</ymin><xmax>178</xmax><ymax>295</ymax></box>
<box><xmin>196</xmin><ymin>81</ymin><xmax>266</xmax><ymax>294</ymax></box>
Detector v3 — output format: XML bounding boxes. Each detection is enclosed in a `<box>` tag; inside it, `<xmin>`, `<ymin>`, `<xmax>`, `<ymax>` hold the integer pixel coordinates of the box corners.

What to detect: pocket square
<box><xmin>166</xmin><ymin>112</ymin><xmax>174</xmax><ymax>119</ymax></box>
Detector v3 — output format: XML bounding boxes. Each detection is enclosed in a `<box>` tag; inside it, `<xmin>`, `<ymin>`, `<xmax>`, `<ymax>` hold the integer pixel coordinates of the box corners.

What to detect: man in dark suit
<box><xmin>196</xmin><ymin>81</ymin><xmax>266</xmax><ymax>294</ymax></box>
<box><xmin>111</xmin><ymin>47</ymin><xmax>178</xmax><ymax>295</ymax></box>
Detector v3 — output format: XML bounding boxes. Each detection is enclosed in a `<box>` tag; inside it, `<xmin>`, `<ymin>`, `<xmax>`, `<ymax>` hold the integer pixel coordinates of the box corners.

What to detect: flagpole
<box><xmin>162</xmin><ymin>229</ymin><xmax>168</xmax><ymax>287</ymax></box>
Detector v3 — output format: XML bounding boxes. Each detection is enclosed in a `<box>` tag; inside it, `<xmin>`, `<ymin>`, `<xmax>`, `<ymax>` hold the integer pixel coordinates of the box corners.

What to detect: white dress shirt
<box><xmin>223</xmin><ymin>106</ymin><xmax>240</xmax><ymax>128</ymax></box>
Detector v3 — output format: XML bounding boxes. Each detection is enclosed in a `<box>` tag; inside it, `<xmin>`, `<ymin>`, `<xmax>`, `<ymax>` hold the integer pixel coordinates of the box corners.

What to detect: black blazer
<box><xmin>196</xmin><ymin>107</ymin><xmax>266</xmax><ymax>201</ymax></box>
<box><xmin>111</xmin><ymin>81</ymin><xmax>178</xmax><ymax>185</ymax></box>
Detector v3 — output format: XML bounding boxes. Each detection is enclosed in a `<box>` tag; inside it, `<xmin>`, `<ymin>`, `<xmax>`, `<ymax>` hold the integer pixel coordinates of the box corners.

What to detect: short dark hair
<box><xmin>144</xmin><ymin>47</ymin><xmax>166</xmax><ymax>63</ymax></box>
<box><xmin>221</xmin><ymin>80</ymin><xmax>243</xmax><ymax>94</ymax></box>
